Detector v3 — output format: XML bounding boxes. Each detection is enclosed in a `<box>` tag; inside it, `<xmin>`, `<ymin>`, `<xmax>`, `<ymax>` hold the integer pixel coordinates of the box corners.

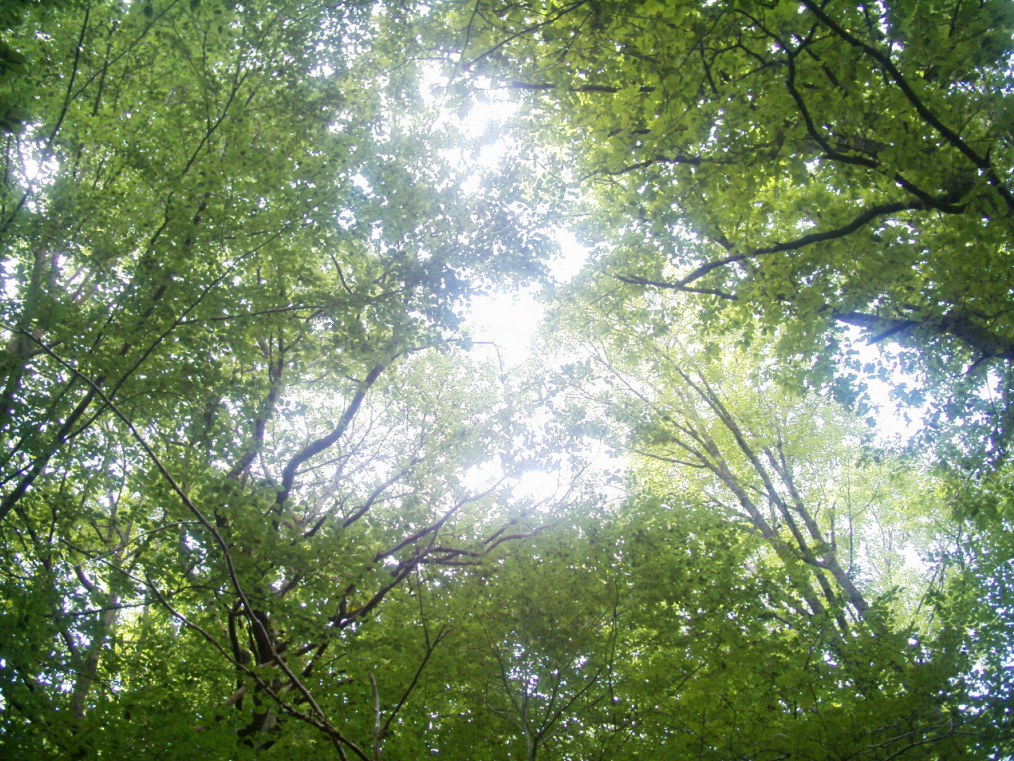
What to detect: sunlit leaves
<box><xmin>1</xmin><ymin>1</ymin><xmax>1011</xmax><ymax>759</ymax></box>
<box><xmin>460</xmin><ymin>0</ymin><xmax>1014</xmax><ymax>459</ymax></box>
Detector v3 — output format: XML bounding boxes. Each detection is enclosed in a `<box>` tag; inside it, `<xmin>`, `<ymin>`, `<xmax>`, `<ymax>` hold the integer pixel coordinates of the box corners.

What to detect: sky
<box><xmin>465</xmin><ymin>228</ymin><xmax>588</xmax><ymax>370</ymax></box>
<box><xmin>433</xmin><ymin>67</ymin><xmax>924</xmax><ymax>446</ymax></box>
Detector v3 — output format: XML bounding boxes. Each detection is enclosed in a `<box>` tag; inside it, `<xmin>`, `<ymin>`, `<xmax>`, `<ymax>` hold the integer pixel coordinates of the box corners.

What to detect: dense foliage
<box><xmin>458</xmin><ymin>0</ymin><xmax>1014</xmax><ymax>458</ymax></box>
<box><xmin>1</xmin><ymin>1</ymin><xmax>1011</xmax><ymax>759</ymax></box>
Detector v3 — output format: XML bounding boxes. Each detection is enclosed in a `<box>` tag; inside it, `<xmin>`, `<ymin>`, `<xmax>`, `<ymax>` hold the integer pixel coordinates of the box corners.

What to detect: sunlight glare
<box><xmin>465</xmin><ymin>229</ymin><xmax>589</xmax><ymax>369</ymax></box>
<box><xmin>848</xmin><ymin>331</ymin><xmax>925</xmax><ymax>443</ymax></box>
<box><xmin>549</xmin><ymin>228</ymin><xmax>589</xmax><ymax>283</ymax></box>
<box><xmin>467</xmin><ymin>289</ymin><xmax>542</xmax><ymax>369</ymax></box>
<box><xmin>512</xmin><ymin>466</ymin><xmax>567</xmax><ymax>504</ymax></box>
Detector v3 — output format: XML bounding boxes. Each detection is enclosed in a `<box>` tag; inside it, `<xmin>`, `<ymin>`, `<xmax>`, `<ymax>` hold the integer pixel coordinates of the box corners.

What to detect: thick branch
<box><xmin>276</xmin><ymin>363</ymin><xmax>385</xmax><ymax>506</ymax></box>
<box><xmin>835</xmin><ymin>310</ymin><xmax>1014</xmax><ymax>363</ymax></box>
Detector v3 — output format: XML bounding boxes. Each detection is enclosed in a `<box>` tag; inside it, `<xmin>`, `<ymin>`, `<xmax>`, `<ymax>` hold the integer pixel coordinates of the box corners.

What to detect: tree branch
<box><xmin>276</xmin><ymin>363</ymin><xmax>386</xmax><ymax>506</ymax></box>
<box><xmin>800</xmin><ymin>0</ymin><xmax>1014</xmax><ymax>215</ymax></box>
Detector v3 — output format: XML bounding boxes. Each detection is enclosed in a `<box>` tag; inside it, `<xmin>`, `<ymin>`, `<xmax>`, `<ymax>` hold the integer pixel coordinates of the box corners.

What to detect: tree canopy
<box><xmin>1</xmin><ymin>1</ymin><xmax>1011</xmax><ymax>760</ymax></box>
<box><xmin>457</xmin><ymin>0</ymin><xmax>1014</xmax><ymax>457</ymax></box>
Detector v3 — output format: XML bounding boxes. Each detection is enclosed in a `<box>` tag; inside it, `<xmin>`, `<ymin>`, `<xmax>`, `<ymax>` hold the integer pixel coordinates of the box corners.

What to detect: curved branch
<box><xmin>19</xmin><ymin>335</ymin><xmax>365</xmax><ymax>756</ymax></box>
<box><xmin>627</xmin><ymin>196</ymin><xmax>928</xmax><ymax>294</ymax></box>
<box><xmin>464</xmin><ymin>1</ymin><xmax>591</xmax><ymax>71</ymax></box>
<box><xmin>276</xmin><ymin>363</ymin><xmax>386</xmax><ymax>506</ymax></box>
<box><xmin>782</xmin><ymin>44</ymin><xmax>878</xmax><ymax>170</ymax></box>
<box><xmin>613</xmin><ymin>274</ymin><xmax>735</xmax><ymax>300</ymax></box>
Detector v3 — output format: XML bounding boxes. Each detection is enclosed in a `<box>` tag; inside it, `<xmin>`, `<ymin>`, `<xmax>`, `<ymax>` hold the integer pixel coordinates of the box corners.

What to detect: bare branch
<box><xmin>277</xmin><ymin>363</ymin><xmax>386</xmax><ymax>505</ymax></box>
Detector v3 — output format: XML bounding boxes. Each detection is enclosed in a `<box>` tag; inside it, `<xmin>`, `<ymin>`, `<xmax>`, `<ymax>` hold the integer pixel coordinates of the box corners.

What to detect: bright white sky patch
<box><xmin>418</xmin><ymin>62</ymin><xmax>594</xmax><ymax>371</ymax></box>
<box><xmin>846</xmin><ymin>329</ymin><xmax>925</xmax><ymax>444</ymax></box>
<box><xmin>467</xmin><ymin>288</ymin><xmax>542</xmax><ymax>369</ymax></box>
<box><xmin>466</xmin><ymin>228</ymin><xmax>588</xmax><ymax>369</ymax></box>
<box><xmin>548</xmin><ymin>228</ymin><xmax>588</xmax><ymax>282</ymax></box>
<box><xmin>512</xmin><ymin>466</ymin><xmax>569</xmax><ymax>503</ymax></box>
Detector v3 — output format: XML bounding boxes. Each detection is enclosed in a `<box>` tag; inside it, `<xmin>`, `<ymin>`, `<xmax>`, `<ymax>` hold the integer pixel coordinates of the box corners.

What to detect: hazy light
<box><xmin>465</xmin><ymin>227</ymin><xmax>589</xmax><ymax>372</ymax></box>
<box><xmin>548</xmin><ymin>228</ymin><xmax>588</xmax><ymax>283</ymax></box>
